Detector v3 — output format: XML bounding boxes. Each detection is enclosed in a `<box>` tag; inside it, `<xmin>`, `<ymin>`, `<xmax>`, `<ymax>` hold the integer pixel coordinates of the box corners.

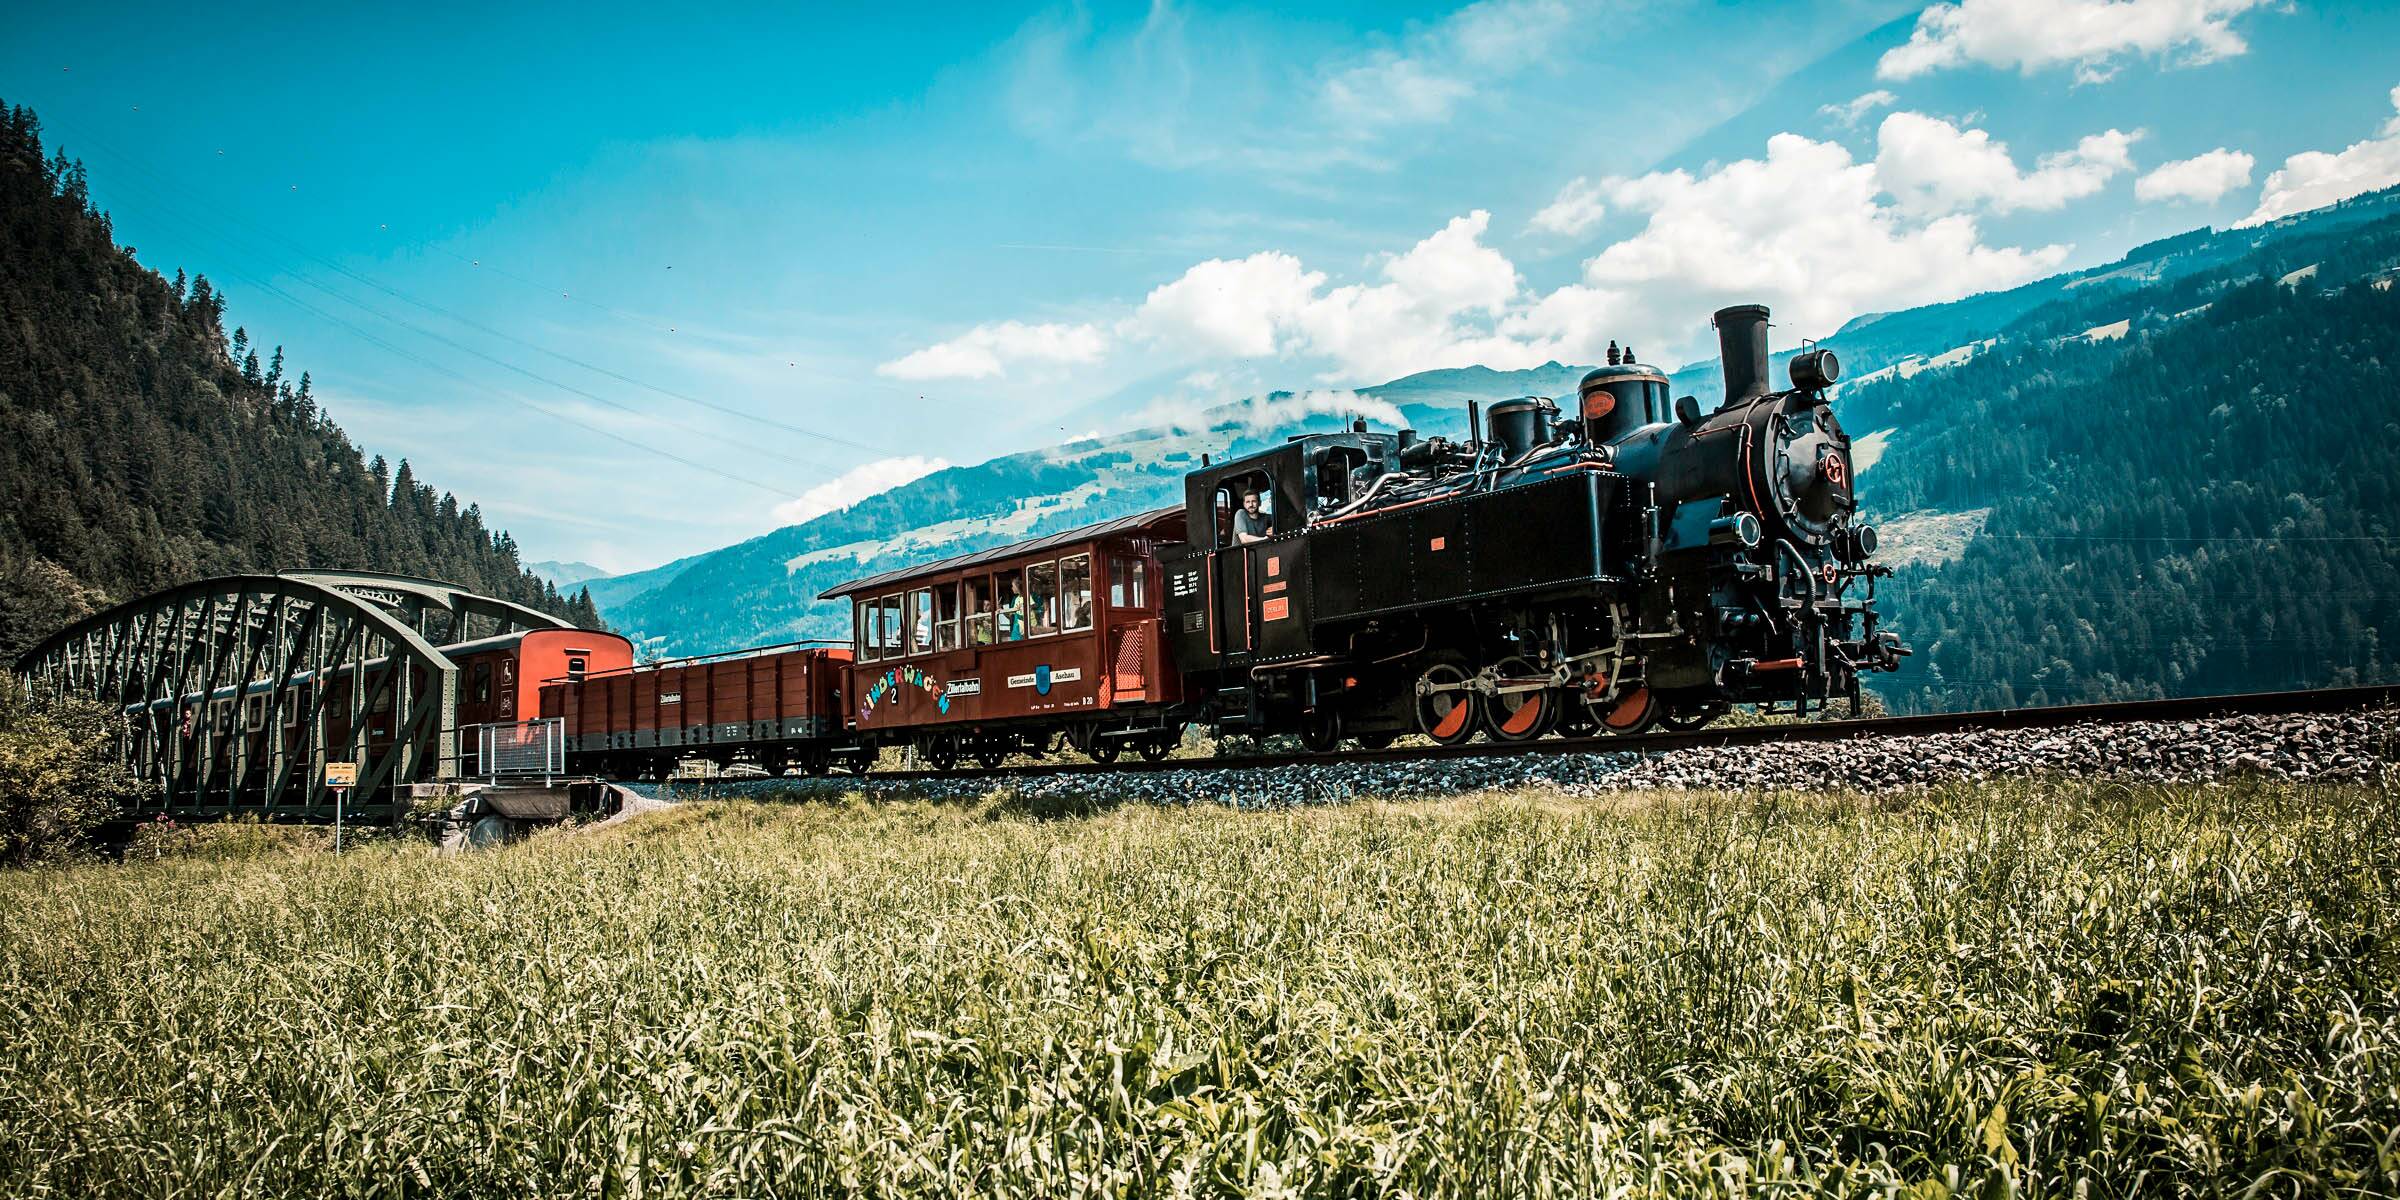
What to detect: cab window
<box><xmin>472</xmin><ymin>661</ymin><xmax>493</xmax><ymax>703</ymax></box>
<box><xmin>1027</xmin><ymin>560</ymin><xmax>1060</xmax><ymax>637</ymax></box>
<box><xmin>1215</xmin><ymin>471</ymin><xmax>1275</xmax><ymax>546</ymax></box>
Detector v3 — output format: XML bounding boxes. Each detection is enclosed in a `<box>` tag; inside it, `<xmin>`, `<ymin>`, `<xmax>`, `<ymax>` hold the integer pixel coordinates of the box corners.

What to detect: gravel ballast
<box><xmin>639</xmin><ymin>708</ymin><xmax>2397</xmax><ymax>811</ymax></box>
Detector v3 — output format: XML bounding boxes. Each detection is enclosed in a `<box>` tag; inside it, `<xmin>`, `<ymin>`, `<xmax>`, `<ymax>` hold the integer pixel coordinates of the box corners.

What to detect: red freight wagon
<box><xmin>819</xmin><ymin>507</ymin><xmax>1186</xmax><ymax>768</ymax></box>
<box><xmin>542</xmin><ymin>642</ymin><xmax>853</xmax><ymax>779</ymax></box>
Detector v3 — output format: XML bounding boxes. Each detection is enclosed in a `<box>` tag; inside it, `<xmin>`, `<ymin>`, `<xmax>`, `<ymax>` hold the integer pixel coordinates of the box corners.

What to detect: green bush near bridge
<box><xmin>1</xmin><ymin>778</ymin><xmax>2394</xmax><ymax>1196</ymax></box>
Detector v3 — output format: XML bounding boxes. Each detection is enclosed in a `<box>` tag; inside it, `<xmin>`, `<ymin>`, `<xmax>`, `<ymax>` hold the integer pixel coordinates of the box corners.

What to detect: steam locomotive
<box><xmin>1152</xmin><ymin>301</ymin><xmax>1905</xmax><ymax>750</ymax></box>
<box><xmin>543</xmin><ymin>301</ymin><xmax>1904</xmax><ymax>775</ymax></box>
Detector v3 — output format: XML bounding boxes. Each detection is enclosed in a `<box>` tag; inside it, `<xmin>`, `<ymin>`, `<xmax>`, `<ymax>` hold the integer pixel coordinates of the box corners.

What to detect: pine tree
<box><xmin>265</xmin><ymin>346</ymin><xmax>283</xmax><ymax>390</ymax></box>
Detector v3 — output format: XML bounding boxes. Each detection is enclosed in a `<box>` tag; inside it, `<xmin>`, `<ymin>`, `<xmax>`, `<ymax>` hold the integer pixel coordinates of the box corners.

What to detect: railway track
<box><xmin>839</xmin><ymin>684</ymin><xmax>2400</xmax><ymax>785</ymax></box>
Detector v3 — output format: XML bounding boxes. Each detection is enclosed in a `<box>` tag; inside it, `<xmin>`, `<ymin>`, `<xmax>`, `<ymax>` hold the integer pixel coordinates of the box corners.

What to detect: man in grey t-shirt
<box><xmin>1232</xmin><ymin>489</ymin><xmax>1271</xmax><ymax>543</ymax></box>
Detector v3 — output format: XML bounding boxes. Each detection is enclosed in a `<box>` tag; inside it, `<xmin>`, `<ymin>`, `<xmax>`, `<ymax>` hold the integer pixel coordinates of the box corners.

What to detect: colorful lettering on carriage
<box><xmin>860</xmin><ymin>666</ymin><xmax>974</xmax><ymax>720</ymax></box>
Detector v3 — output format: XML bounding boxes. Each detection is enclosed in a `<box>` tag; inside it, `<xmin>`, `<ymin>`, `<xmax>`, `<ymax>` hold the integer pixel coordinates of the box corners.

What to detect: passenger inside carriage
<box><xmin>967</xmin><ymin>575</ymin><xmax>995</xmax><ymax>645</ymax></box>
<box><xmin>997</xmin><ymin>571</ymin><xmax>1026</xmax><ymax>641</ymax></box>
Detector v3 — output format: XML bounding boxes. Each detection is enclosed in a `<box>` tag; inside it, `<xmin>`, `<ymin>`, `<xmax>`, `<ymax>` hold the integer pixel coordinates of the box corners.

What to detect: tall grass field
<box><xmin>2</xmin><ymin>780</ymin><xmax>2395</xmax><ymax>1196</ymax></box>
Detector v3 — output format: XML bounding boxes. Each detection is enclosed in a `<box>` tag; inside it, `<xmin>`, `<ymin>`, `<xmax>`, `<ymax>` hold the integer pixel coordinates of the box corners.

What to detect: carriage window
<box><xmin>1027</xmin><ymin>560</ymin><xmax>1060</xmax><ymax>636</ymax></box>
<box><xmin>472</xmin><ymin>661</ymin><xmax>492</xmax><ymax>703</ymax></box>
<box><xmin>878</xmin><ymin>596</ymin><xmax>903</xmax><ymax>659</ymax></box>
<box><xmin>245</xmin><ymin>694</ymin><xmax>265</xmax><ymax>731</ymax></box>
<box><xmin>856</xmin><ymin>600</ymin><xmax>877</xmax><ymax>659</ymax></box>
<box><xmin>995</xmin><ymin>570</ymin><xmax>1026</xmax><ymax>641</ymax></box>
<box><xmin>935</xmin><ymin>583</ymin><xmax>960</xmax><ymax>651</ymax></box>
<box><xmin>910</xmin><ymin>588</ymin><xmax>934</xmax><ymax>655</ymax></box>
<box><xmin>966</xmin><ymin>576</ymin><xmax>994</xmax><ymax>646</ymax></box>
<box><xmin>1109</xmin><ymin>557</ymin><xmax>1148</xmax><ymax>608</ymax></box>
<box><xmin>1060</xmin><ymin>554</ymin><xmax>1093</xmax><ymax>632</ymax></box>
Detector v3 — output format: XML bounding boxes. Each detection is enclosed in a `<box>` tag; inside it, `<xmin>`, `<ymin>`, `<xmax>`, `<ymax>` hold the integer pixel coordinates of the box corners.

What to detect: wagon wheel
<box><xmin>1598</xmin><ymin>686</ymin><xmax>1660</xmax><ymax>736</ymax></box>
<box><xmin>843</xmin><ymin>754</ymin><xmax>871</xmax><ymax>777</ymax></box>
<box><xmin>1138</xmin><ymin>738</ymin><xmax>1174</xmax><ymax>763</ymax></box>
<box><xmin>974</xmin><ymin>745</ymin><xmax>1007</xmax><ymax>770</ymax></box>
<box><xmin>1482</xmin><ymin>656</ymin><xmax>1558</xmax><ymax>743</ymax></box>
<box><xmin>1414</xmin><ymin>658</ymin><xmax>1481</xmax><ymax>746</ymax></box>
<box><xmin>1298</xmin><ymin>707</ymin><xmax>1343</xmax><ymax>754</ymax></box>
<box><xmin>1087</xmin><ymin>739</ymin><xmax>1121</xmax><ymax>765</ymax></box>
<box><xmin>803</xmin><ymin>755</ymin><xmax>830</xmax><ymax>777</ymax></box>
<box><xmin>926</xmin><ymin>736</ymin><xmax>960</xmax><ymax>772</ymax></box>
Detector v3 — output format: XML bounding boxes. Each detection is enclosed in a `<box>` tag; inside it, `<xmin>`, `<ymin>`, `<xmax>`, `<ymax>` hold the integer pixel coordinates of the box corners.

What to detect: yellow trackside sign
<box><xmin>323</xmin><ymin>761</ymin><xmax>358</xmax><ymax>789</ymax></box>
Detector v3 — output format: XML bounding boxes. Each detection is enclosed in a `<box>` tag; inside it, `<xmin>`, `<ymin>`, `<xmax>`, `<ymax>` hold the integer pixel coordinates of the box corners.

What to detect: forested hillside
<box><xmin>0</xmin><ymin>103</ymin><xmax>597</xmax><ymax>663</ymax></box>
<box><xmin>1861</xmin><ymin>275</ymin><xmax>2400</xmax><ymax>711</ymax></box>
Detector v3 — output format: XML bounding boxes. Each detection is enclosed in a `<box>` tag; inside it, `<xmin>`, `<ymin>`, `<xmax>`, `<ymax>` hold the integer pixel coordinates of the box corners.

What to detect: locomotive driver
<box><xmin>1233</xmin><ymin>488</ymin><xmax>1271</xmax><ymax>543</ymax></box>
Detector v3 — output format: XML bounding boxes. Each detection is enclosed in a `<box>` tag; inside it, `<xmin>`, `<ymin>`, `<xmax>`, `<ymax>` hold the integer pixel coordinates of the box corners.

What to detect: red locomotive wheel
<box><xmin>1602</xmin><ymin>686</ymin><xmax>1658</xmax><ymax>734</ymax></box>
<box><xmin>1415</xmin><ymin>660</ymin><xmax>1481</xmax><ymax>746</ymax></box>
<box><xmin>1484</xmin><ymin>656</ymin><xmax>1556</xmax><ymax>742</ymax></box>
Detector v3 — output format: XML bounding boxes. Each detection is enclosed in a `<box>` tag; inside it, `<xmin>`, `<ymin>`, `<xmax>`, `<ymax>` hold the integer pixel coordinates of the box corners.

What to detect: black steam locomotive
<box><xmin>1160</xmin><ymin>302</ymin><xmax>1905</xmax><ymax>749</ymax></box>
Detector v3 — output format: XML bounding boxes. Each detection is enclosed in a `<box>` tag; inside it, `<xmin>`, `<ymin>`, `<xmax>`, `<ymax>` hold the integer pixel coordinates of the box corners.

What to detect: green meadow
<box><xmin>2</xmin><ymin>779</ymin><xmax>2394</xmax><ymax>1197</ymax></box>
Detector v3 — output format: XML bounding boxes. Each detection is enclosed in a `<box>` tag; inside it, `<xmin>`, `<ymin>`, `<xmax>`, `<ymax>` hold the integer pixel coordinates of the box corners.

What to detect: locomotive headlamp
<box><xmin>1709</xmin><ymin>512</ymin><xmax>1763</xmax><ymax>549</ymax></box>
<box><xmin>1790</xmin><ymin>346</ymin><xmax>1841</xmax><ymax>391</ymax></box>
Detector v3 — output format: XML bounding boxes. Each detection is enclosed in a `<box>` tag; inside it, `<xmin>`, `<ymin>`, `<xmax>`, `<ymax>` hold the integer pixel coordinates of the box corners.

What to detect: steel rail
<box><xmin>842</xmin><ymin>684</ymin><xmax>2399</xmax><ymax>785</ymax></box>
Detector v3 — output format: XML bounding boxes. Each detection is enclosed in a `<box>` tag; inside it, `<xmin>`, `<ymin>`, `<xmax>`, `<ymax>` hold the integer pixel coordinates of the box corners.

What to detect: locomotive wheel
<box><xmin>1554</xmin><ymin>702</ymin><xmax>1599</xmax><ymax>739</ymax></box>
<box><xmin>1599</xmin><ymin>686</ymin><xmax>1660</xmax><ymax>736</ymax></box>
<box><xmin>1299</xmin><ymin>707</ymin><xmax>1342</xmax><ymax>754</ymax></box>
<box><xmin>1414</xmin><ymin>660</ymin><xmax>1481</xmax><ymax>746</ymax></box>
<box><xmin>1355</xmin><ymin>732</ymin><xmax>1398</xmax><ymax>751</ymax></box>
<box><xmin>1138</xmin><ymin>738</ymin><xmax>1174</xmax><ymax>763</ymax></box>
<box><xmin>1483</xmin><ymin>656</ymin><xmax>1557</xmax><ymax>743</ymax></box>
<box><xmin>1087</xmin><ymin>739</ymin><xmax>1121</xmax><ymax>765</ymax></box>
<box><xmin>1659</xmin><ymin>703</ymin><xmax>1727</xmax><ymax>733</ymax></box>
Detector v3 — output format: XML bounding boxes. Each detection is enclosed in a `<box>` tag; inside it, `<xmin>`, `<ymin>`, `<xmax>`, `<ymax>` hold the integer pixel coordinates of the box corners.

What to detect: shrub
<box><xmin>0</xmin><ymin>675</ymin><xmax>151</xmax><ymax>866</ymax></box>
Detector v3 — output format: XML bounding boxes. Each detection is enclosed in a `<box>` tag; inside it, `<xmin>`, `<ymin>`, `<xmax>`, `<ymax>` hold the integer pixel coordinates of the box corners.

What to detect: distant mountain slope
<box><xmin>0</xmin><ymin>102</ymin><xmax>594</xmax><ymax>660</ymax></box>
<box><xmin>593</xmin><ymin>186</ymin><xmax>2400</xmax><ymax>709</ymax></box>
<box><xmin>527</xmin><ymin>560</ymin><xmax>607</xmax><ymax>588</ymax></box>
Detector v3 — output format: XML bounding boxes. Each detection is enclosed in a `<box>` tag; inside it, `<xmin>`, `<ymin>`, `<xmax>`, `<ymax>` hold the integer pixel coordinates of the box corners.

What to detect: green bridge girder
<box><xmin>13</xmin><ymin>571</ymin><xmax>569</xmax><ymax>822</ymax></box>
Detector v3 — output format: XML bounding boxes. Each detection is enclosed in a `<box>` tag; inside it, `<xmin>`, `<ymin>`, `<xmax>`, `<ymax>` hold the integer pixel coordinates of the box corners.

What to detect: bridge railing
<box><xmin>456</xmin><ymin>718</ymin><xmax>565</xmax><ymax>780</ymax></box>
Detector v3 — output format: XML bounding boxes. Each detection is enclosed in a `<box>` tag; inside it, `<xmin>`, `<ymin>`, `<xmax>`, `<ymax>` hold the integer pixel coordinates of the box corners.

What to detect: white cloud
<box><xmin>1874</xmin><ymin>112</ymin><xmax>2141</xmax><ymax>215</ymax></box>
<box><xmin>1219</xmin><ymin>389</ymin><xmax>1408</xmax><ymax>432</ymax></box>
<box><xmin>1528</xmin><ymin>176</ymin><xmax>1607</xmax><ymax>237</ymax></box>
<box><xmin>1319</xmin><ymin>0</ymin><xmax>1578</xmax><ymax>129</ymax></box>
<box><xmin>2239</xmin><ymin>86</ymin><xmax>2400</xmax><ymax>226</ymax></box>
<box><xmin>1819</xmin><ymin>89</ymin><xmax>1898</xmax><ymax>127</ymax></box>
<box><xmin>927</xmin><ymin>134</ymin><xmax>2088</xmax><ymax>384</ymax></box>
<box><xmin>770</xmin><ymin>455</ymin><xmax>951</xmax><ymax>526</ymax></box>
<box><xmin>1504</xmin><ymin>132</ymin><xmax>2072</xmax><ymax>359</ymax></box>
<box><xmin>2135</xmin><ymin>147</ymin><xmax>2255</xmax><ymax>203</ymax></box>
<box><xmin>1878</xmin><ymin>0</ymin><xmax>2276</xmax><ymax>84</ymax></box>
<box><xmin>1132</xmin><ymin>211</ymin><xmax>1533</xmax><ymax>381</ymax></box>
<box><xmin>876</xmin><ymin>321</ymin><xmax>1107</xmax><ymax>381</ymax></box>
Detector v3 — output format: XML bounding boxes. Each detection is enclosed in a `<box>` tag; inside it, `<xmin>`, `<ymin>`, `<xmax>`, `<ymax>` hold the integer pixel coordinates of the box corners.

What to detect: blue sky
<box><xmin>9</xmin><ymin>0</ymin><xmax>2400</xmax><ymax>573</ymax></box>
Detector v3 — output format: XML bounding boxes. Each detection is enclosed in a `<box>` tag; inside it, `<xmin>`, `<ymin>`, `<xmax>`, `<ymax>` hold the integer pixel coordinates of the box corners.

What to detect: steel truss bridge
<box><xmin>12</xmin><ymin>570</ymin><xmax>569</xmax><ymax>824</ymax></box>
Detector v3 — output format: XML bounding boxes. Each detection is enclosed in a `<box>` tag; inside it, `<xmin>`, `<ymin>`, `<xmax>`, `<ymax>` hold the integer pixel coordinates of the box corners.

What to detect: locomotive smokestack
<box><xmin>1713</xmin><ymin>304</ymin><xmax>1772</xmax><ymax>408</ymax></box>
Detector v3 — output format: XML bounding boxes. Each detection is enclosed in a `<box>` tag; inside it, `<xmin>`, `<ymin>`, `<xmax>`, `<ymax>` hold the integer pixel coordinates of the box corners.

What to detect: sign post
<box><xmin>323</xmin><ymin>761</ymin><xmax>357</xmax><ymax>852</ymax></box>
